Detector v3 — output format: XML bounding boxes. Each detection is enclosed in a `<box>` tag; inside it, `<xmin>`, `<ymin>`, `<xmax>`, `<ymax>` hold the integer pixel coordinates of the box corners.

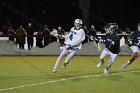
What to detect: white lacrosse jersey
<box><xmin>64</xmin><ymin>27</ymin><xmax>85</xmax><ymax>49</ymax></box>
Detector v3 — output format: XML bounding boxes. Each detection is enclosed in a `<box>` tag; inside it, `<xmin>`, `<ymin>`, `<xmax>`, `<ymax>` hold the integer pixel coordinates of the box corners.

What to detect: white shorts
<box><xmin>100</xmin><ymin>48</ymin><xmax>118</xmax><ymax>63</ymax></box>
<box><xmin>130</xmin><ymin>46</ymin><xmax>140</xmax><ymax>55</ymax></box>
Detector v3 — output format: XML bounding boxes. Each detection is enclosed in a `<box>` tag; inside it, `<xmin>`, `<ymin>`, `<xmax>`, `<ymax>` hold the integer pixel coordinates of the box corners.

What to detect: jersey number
<box><xmin>69</xmin><ymin>34</ymin><xmax>73</xmax><ymax>41</ymax></box>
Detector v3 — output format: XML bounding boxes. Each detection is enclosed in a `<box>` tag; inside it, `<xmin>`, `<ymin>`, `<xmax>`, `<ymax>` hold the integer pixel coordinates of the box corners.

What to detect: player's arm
<box><xmin>130</xmin><ymin>32</ymin><xmax>140</xmax><ymax>47</ymax></box>
<box><xmin>98</xmin><ymin>36</ymin><xmax>114</xmax><ymax>45</ymax></box>
<box><xmin>128</xmin><ymin>32</ymin><xmax>135</xmax><ymax>46</ymax></box>
<box><xmin>63</xmin><ymin>33</ymin><xmax>70</xmax><ymax>39</ymax></box>
<box><xmin>103</xmin><ymin>35</ymin><xmax>118</xmax><ymax>47</ymax></box>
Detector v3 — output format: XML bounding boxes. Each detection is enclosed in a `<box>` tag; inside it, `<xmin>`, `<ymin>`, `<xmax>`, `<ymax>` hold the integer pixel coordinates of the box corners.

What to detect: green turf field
<box><xmin>0</xmin><ymin>56</ymin><xmax>139</xmax><ymax>93</ymax></box>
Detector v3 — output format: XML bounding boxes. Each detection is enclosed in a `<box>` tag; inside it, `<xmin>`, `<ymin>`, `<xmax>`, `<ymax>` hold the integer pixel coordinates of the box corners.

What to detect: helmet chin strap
<box><xmin>106</xmin><ymin>28</ymin><xmax>113</xmax><ymax>34</ymax></box>
<box><xmin>75</xmin><ymin>26</ymin><xmax>80</xmax><ymax>30</ymax></box>
<box><xmin>74</xmin><ymin>23</ymin><xmax>82</xmax><ymax>30</ymax></box>
<box><xmin>74</xmin><ymin>26</ymin><xmax>80</xmax><ymax>30</ymax></box>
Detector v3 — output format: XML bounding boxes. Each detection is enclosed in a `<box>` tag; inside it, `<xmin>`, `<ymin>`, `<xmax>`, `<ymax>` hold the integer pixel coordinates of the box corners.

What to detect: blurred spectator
<box><xmin>82</xmin><ymin>25</ymin><xmax>89</xmax><ymax>44</ymax></box>
<box><xmin>50</xmin><ymin>28</ymin><xmax>57</xmax><ymax>43</ymax></box>
<box><xmin>26</xmin><ymin>22</ymin><xmax>34</xmax><ymax>50</ymax></box>
<box><xmin>42</xmin><ymin>25</ymin><xmax>51</xmax><ymax>47</ymax></box>
<box><xmin>57</xmin><ymin>26</ymin><xmax>65</xmax><ymax>46</ymax></box>
<box><xmin>124</xmin><ymin>27</ymin><xmax>131</xmax><ymax>46</ymax></box>
<box><xmin>36</xmin><ymin>30</ymin><xmax>44</xmax><ymax>48</ymax></box>
<box><xmin>2</xmin><ymin>20</ymin><xmax>12</xmax><ymax>35</ymax></box>
<box><xmin>88</xmin><ymin>25</ymin><xmax>98</xmax><ymax>43</ymax></box>
<box><xmin>83</xmin><ymin>25</ymin><xmax>89</xmax><ymax>34</ymax></box>
<box><xmin>15</xmin><ymin>26</ymin><xmax>27</xmax><ymax>49</ymax></box>
<box><xmin>100</xmin><ymin>27</ymin><xmax>106</xmax><ymax>34</ymax></box>
<box><xmin>8</xmin><ymin>27</ymin><xmax>15</xmax><ymax>41</ymax></box>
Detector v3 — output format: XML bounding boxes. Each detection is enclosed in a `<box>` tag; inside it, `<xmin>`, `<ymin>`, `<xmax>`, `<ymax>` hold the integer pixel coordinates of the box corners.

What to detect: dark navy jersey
<box><xmin>130</xmin><ymin>30</ymin><xmax>140</xmax><ymax>49</ymax></box>
<box><xmin>103</xmin><ymin>32</ymin><xmax>120</xmax><ymax>54</ymax></box>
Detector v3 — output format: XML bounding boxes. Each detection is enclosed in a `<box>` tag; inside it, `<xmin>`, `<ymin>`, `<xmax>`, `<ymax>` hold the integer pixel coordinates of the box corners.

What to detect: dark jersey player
<box><xmin>120</xmin><ymin>22</ymin><xmax>140</xmax><ymax>72</ymax></box>
<box><xmin>97</xmin><ymin>23</ymin><xmax>120</xmax><ymax>75</ymax></box>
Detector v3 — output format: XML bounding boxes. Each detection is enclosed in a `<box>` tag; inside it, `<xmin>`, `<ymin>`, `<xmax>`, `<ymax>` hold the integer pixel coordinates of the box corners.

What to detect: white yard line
<box><xmin>0</xmin><ymin>70</ymin><xmax>140</xmax><ymax>91</ymax></box>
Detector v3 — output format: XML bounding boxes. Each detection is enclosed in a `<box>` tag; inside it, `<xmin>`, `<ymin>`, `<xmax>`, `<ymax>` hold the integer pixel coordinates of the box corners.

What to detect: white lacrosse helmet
<box><xmin>74</xmin><ymin>19</ymin><xmax>83</xmax><ymax>29</ymax></box>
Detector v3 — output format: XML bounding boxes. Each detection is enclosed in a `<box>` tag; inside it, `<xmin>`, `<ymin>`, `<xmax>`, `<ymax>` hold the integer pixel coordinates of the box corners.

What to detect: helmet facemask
<box><xmin>105</xmin><ymin>23</ymin><xmax>118</xmax><ymax>34</ymax></box>
<box><xmin>74</xmin><ymin>19</ymin><xmax>83</xmax><ymax>30</ymax></box>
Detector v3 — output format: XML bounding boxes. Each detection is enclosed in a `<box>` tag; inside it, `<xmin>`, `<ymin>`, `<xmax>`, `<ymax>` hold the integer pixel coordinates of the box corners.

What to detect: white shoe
<box><xmin>104</xmin><ymin>68</ymin><xmax>108</xmax><ymax>75</ymax></box>
<box><xmin>97</xmin><ymin>62</ymin><xmax>104</xmax><ymax>68</ymax></box>
<box><xmin>62</xmin><ymin>65</ymin><xmax>66</xmax><ymax>69</ymax></box>
<box><xmin>120</xmin><ymin>65</ymin><xmax>125</xmax><ymax>72</ymax></box>
<box><xmin>53</xmin><ymin>69</ymin><xmax>57</xmax><ymax>73</ymax></box>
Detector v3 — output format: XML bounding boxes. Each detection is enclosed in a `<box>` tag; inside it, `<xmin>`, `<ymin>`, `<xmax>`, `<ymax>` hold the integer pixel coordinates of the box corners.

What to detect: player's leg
<box><xmin>104</xmin><ymin>53</ymin><xmax>118</xmax><ymax>74</ymax></box>
<box><xmin>53</xmin><ymin>47</ymin><xmax>68</xmax><ymax>72</ymax></box>
<box><xmin>120</xmin><ymin>46</ymin><xmax>139</xmax><ymax>72</ymax></box>
<box><xmin>62</xmin><ymin>50</ymin><xmax>77</xmax><ymax>69</ymax></box>
<box><xmin>97</xmin><ymin>48</ymin><xmax>109</xmax><ymax>68</ymax></box>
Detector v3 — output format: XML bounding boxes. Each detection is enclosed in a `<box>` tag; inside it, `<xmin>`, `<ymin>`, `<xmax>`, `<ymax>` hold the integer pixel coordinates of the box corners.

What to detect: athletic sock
<box><xmin>123</xmin><ymin>60</ymin><xmax>130</xmax><ymax>68</ymax></box>
<box><xmin>100</xmin><ymin>59</ymin><xmax>104</xmax><ymax>63</ymax></box>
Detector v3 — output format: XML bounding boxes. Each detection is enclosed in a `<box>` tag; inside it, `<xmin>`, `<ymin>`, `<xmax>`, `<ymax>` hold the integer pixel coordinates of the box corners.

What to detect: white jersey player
<box><xmin>53</xmin><ymin>19</ymin><xmax>85</xmax><ymax>73</ymax></box>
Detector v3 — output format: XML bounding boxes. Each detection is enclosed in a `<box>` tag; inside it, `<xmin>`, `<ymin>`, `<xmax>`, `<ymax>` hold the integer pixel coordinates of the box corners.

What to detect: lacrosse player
<box><xmin>120</xmin><ymin>22</ymin><xmax>140</xmax><ymax>72</ymax></box>
<box><xmin>97</xmin><ymin>23</ymin><xmax>120</xmax><ymax>74</ymax></box>
<box><xmin>53</xmin><ymin>19</ymin><xmax>85</xmax><ymax>73</ymax></box>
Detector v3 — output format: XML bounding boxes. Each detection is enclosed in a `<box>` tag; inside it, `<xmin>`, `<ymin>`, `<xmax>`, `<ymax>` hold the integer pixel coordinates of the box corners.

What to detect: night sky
<box><xmin>0</xmin><ymin>0</ymin><xmax>140</xmax><ymax>31</ymax></box>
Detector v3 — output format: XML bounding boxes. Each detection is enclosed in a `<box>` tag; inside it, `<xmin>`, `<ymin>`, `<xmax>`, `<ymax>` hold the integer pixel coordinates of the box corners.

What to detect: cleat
<box><xmin>53</xmin><ymin>69</ymin><xmax>57</xmax><ymax>73</ymax></box>
<box><xmin>62</xmin><ymin>65</ymin><xmax>66</xmax><ymax>69</ymax></box>
<box><xmin>120</xmin><ymin>65</ymin><xmax>125</xmax><ymax>72</ymax></box>
<box><xmin>97</xmin><ymin>62</ymin><xmax>104</xmax><ymax>68</ymax></box>
<box><xmin>104</xmin><ymin>68</ymin><xmax>108</xmax><ymax>75</ymax></box>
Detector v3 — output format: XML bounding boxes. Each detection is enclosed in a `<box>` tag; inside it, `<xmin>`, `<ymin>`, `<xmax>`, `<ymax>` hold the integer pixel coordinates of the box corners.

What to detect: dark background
<box><xmin>0</xmin><ymin>0</ymin><xmax>140</xmax><ymax>31</ymax></box>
